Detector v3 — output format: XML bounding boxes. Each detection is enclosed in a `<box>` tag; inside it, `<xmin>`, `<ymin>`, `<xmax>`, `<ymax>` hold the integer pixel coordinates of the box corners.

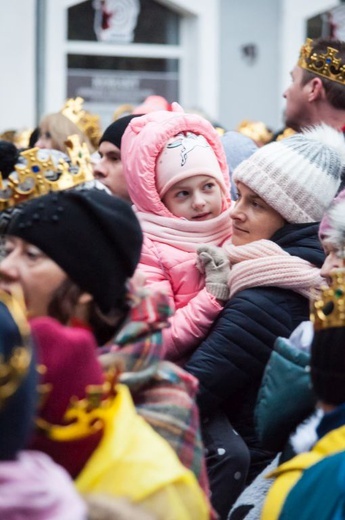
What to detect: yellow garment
<box><xmin>76</xmin><ymin>384</ymin><xmax>209</xmax><ymax>520</ymax></box>
<box><xmin>261</xmin><ymin>425</ymin><xmax>345</xmax><ymax>519</ymax></box>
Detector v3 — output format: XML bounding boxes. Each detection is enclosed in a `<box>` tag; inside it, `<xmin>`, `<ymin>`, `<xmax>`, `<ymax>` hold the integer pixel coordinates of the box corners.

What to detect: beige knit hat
<box><xmin>156</xmin><ymin>132</ymin><xmax>227</xmax><ymax>198</ymax></box>
<box><xmin>233</xmin><ymin>124</ymin><xmax>345</xmax><ymax>224</ymax></box>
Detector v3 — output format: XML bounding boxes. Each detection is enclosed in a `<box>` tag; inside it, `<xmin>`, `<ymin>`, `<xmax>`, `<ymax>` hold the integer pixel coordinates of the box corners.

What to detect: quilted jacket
<box><xmin>185</xmin><ymin>222</ymin><xmax>324</xmax><ymax>480</ymax></box>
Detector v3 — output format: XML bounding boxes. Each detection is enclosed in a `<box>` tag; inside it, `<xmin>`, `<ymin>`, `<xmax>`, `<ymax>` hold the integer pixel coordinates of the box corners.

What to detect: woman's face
<box><xmin>0</xmin><ymin>237</ymin><xmax>67</xmax><ymax>318</ymax></box>
<box><xmin>230</xmin><ymin>182</ymin><xmax>286</xmax><ymax>246</ymax></box>
<box><xmin>320</xmin><ymin>241</ymin><xmax>345</xmax><ymax>283</ymax></box>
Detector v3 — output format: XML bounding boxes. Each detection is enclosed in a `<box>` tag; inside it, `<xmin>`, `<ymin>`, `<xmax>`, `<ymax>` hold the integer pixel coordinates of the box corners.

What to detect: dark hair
<box><xmin>301</xmin><ymin>39</ymin><xmax>345</xmax><ymax>110</ymax></box>
<box><xmin>48</xmin><ymin>279</ymin><xmax>129</xmax><ymax>345</ymax></box>
<box><xmin>311</xmin><ymin>326</ymin><xmax>345</xmax><ymax>405</ymax></box>
<box><xmin>28</xmin><ymin>128</ymin><xmax>39</xmax><ymax>148</ymax></box>
<box><xmin>0</xmin><ymin>140</ymin><xmax>19</xmax><ymax>179</ymax></box>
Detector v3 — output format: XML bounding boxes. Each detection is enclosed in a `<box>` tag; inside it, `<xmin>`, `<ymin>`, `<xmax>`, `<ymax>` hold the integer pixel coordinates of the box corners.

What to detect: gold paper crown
<box><xmin>310</xmin><ymin>269</ymin><xmax>345</xmax><ymax>330</ymax></box>
<box><xmin>0</xmin><ymin>289</ymin><xmax>32</xmax><ymax>409</ymax></box>
<box><xmin>298</xmin><ymin>38</ymin><xmax>345</xmax><ymax>86</ymax></box>
<box><xmin>0</xmin><ymin>134</ymin><xmax>94</xmax><ymax>211</ymax></box>
<box><xmin>61</xmin><ymin>97</ymin><xmax>102</xmax><ymax>148</ymax></box>
<box><xmin>36</xmin><ymin>368</ymin><xmax>119</xmax><ymax>441</ymax></box>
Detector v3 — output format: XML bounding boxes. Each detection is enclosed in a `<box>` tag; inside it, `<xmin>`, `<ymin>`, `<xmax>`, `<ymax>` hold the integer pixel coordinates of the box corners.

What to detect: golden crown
<box><xmin>0</xmin><ymin>134</ymin><xmax>94</xmax><ymax>211</ymax></box>
<box><xmin>36</xmin><ymin>368</ymin><xmax>119</xmax><ymax>441</ymax></box>
<box><xmin>298</xmin><ymin>38</ymin><xmax>345</xmax><ymax>86</ymax></box>
<box><xmin>0</xmin><ymin>289</ymin><xmax>32</xmax><ymax>409</ymax></box>
<box><xmin>310</xmin><ymin>269</ymin><xmax>345</xmax><ymax>330</ymax></box>
<box><xmin>61</xmin><ymin>97</ymin><xmax>102</xmax><ymax>148</ymax></box>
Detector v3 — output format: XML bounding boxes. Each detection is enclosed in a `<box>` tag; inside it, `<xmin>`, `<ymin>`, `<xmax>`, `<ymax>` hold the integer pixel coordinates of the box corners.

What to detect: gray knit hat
<box><xmin>233</xmin><ymin>124</ymin><xmax>345</xmax><ymax>224</ymax></box>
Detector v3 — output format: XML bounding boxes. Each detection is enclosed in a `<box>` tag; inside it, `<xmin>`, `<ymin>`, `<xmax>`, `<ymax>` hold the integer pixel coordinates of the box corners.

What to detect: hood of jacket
<box><xmin>121</xmin><ymin>104</ymin><xmax>230</xmax><ymax>217</ymax></box>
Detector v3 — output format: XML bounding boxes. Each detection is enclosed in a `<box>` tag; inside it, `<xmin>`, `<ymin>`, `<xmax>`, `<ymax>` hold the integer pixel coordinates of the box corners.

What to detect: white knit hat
<box><xmin>156</xmin><ymin>132</ymin><xmax>227</xmax><ymax>198</ymax></box>
<box><xmin>233</xmin><ymin>124</ymin><xmax>345</xmax><ymax>224</ymax></box>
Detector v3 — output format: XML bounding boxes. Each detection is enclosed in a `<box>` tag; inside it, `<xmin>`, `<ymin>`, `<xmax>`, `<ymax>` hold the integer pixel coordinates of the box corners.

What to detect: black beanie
<box><xmin>311</xmin><ymin>327</ymin><xmax>345</xmax><ymax>405</ymax></box>
<box><xmin>99</xmin><ymin>114</ymin><xmax>142</xmax><ymax>149</ymax></box>
<box><xmin>7</xmin><ymin>188</ymin><xmax>143</xmax><ymax>313</ymax></box>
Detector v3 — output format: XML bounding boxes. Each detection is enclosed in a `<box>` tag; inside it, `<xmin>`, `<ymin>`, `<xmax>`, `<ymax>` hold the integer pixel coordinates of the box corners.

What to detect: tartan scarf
<box><xmin>98</xmin><ymin>287</ymin><xmax>213</xmax><ymax>515</ymax></box>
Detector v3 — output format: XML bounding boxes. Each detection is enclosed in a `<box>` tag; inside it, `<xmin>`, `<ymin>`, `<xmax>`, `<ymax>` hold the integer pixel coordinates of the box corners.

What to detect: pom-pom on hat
<box><xmin>156</xmin><ymin>131</ymin><xmax>227</xmax><ymax>198</ymax></box>
<box><xmin>6</xmin><ymin>187</ymin><xmax>143</xmax><ymax>313</ymax></box>
<box><xmin>233</xmin><ymin>124</ymin><xmax>345</xmax><ymax>224</ymax></box>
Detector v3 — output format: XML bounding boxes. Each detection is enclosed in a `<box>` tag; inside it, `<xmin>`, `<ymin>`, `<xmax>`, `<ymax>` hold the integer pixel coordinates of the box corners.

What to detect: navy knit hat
<box><xmin>0</xmin><ymin>291</ymin><xmax>37</xmax><ymax>460</ymax></box>
<box><xmin>99</xmin><ymin>114</ymin><xmax>142</xmax><ymax>149</ymax></box>
<box><xmin>6</xmin><ymin>188</ymin><xmax>143</xmax><ymax>313</ymax></box>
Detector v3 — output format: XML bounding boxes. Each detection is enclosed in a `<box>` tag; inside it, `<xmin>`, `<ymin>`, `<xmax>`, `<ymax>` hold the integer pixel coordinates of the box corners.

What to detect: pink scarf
<box><xmin>134</xmin><ymin>207</ymin><xmax>232</xmax><ymax>252</ymax></box>
<box><xmin>224</xmin><ymin>239</ymin><xmax>323</xmax><ymax>299</ymax></box>
<box><xmin>0</xmin><ymin>451</ymin><xmax>86</xmax><ymax>520</ymax></box>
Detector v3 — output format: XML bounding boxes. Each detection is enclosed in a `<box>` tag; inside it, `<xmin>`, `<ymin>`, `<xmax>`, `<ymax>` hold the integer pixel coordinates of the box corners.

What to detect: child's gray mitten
<box><xmin>196</xmin><ymin>244</ymin><xmax>230</xmax><ymax>301</ymax></box>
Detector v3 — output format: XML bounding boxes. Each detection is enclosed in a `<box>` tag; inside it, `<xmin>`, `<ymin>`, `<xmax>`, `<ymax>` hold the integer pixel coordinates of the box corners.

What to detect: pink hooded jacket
<box><xmin>122</xmin><ymin>105</ymin><xmax>232</xmax><ymax>364</ymax></box>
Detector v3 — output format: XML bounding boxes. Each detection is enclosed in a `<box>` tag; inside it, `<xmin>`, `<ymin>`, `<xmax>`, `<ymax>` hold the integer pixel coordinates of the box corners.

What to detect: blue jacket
<box><xmin>185</xmin><ymin>223</ymin><xmax>324</xmax><ymax>479</ymax></box>
<box><xmin>263</xmin><ymin>403</ymin><xmax>345</xmax><ymax>520</ymax></box>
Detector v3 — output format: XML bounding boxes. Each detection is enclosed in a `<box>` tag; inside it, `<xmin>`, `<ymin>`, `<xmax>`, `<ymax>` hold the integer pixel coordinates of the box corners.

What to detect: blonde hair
<box><xmin>38</xmin><ymin>113</ymin><xmax>95</xmax><ymax>153</ymax></box>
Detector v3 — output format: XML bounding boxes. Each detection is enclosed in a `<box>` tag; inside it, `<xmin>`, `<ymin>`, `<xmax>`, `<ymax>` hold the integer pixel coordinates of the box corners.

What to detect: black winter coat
<box><xmin>185</xmin><ymin>222</ymin><xmax>324</xmax><ymax>479</ymax></box>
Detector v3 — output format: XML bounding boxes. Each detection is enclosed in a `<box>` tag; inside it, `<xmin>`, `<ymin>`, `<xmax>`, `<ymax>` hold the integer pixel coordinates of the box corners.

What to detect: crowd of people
<box><xmin>1</xmin><ymin>36</ymin><xmax>345</xmax><ymax>520</ymax></box>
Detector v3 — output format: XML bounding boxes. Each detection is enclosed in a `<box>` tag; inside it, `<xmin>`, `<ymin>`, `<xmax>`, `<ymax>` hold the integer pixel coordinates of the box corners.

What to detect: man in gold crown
<box><xmin>284</xmin><ymin>38</ymin><xmax>345</xmax><ymax>133</ymax></box>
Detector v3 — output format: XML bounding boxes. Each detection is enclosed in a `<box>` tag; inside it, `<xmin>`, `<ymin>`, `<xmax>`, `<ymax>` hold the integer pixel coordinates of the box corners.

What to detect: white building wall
<box><xmin>0</xmin><ymin>0</ymin><xmax>342</xmax><ymax>134</ymax></box>
<box><xmin>219</xmin><ymin>0</ymin><xmax>281</xmax><ymax>131</ymax></box>
<box><xmin>0</xmin><ymin>0</ymin><xmax>36</xmax><ymax>131</ymax></box>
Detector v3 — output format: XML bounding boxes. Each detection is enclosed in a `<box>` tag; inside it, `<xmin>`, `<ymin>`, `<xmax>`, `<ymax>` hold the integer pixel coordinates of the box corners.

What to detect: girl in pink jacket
<box><xmin>121</xmin><ymin>105</ymin><xmax>232</xmax><ymax>365</ymax></box>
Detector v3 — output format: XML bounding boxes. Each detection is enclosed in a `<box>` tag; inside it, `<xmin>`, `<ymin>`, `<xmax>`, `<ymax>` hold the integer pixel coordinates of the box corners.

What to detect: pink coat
<box><xmin>122</xmin><ymin>107</ymin><xmax>232</xmax><ymax>364</ymax></box>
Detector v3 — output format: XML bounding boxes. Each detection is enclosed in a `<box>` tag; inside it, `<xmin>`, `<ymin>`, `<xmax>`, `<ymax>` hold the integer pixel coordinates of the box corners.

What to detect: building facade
<box><xmin>0</xmin><ymin>0</ymin><xmax>341</xmax><ymax>134</ymax></box>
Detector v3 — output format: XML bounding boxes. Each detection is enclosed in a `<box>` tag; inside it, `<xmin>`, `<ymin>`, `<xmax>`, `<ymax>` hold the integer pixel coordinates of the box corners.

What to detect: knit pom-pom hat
<box><xmin>233</xmin><ymin>124</ymin><xmax>345</xmax><ymax>224</ymax></box>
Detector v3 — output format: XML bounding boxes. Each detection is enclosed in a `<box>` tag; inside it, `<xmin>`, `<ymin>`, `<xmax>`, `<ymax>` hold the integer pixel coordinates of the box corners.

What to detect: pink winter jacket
<box><xmin>122</xmin><ymin>106</ymin><xmax>232</xmax><ymax>364</ymax></box>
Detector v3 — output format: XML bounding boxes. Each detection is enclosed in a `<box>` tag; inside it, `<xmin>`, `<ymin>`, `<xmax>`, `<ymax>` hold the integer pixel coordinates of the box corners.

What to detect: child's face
<box><xmin>162</xmin><ymin>175</ymin><xmax>223</xmax><ymax>220</ymax></box>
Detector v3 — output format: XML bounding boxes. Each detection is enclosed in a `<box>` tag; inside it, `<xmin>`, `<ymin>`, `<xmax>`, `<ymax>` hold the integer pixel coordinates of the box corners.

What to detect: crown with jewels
<box><xmin>0</xmin><ymin>134</ymin><xmax>94</xmax><ymax>212</ymax></box>
<box><xmin>61</xmin><ymin>97</ymin><xmax>102</xmax><ymax>148</ymax></box>
<box><xmin>36</xmin><ymin>367</ymin><xmax>119</xmax><ymax>441</ymax></box>
<box><xmin>0</xmin><ymin>289</ymin><xmax>32</xmax><ymax>410</ymax></box>
<box><xmin>310</xmin><ymin>269</ymin><xmax>345</xmax><ymax>330</ymax></box>
<box><xmin>298</xmin><ymin>38</ymin><xmax>345</xmax><ymax>86</ymax></box>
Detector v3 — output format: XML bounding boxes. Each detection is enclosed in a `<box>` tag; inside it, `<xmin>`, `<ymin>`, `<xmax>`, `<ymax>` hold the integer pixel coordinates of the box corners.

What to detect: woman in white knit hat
<box><xmin>185</xmin><ymin>124</ymin><xmax>345</xmax><ymax>519</ymax></box>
